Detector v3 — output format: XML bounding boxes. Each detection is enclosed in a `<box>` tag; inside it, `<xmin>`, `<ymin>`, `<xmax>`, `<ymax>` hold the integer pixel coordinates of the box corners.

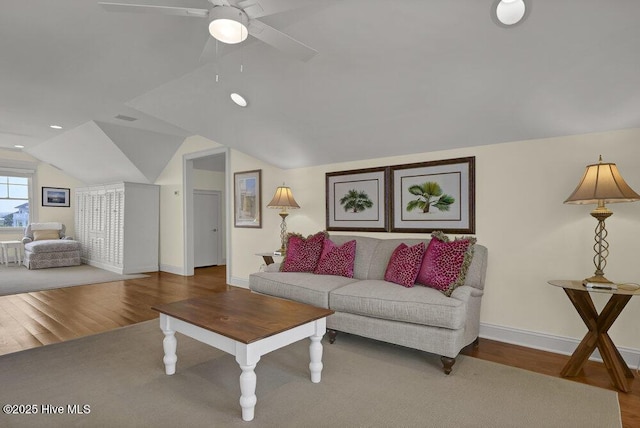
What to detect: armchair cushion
<box><xmin>33</xmin><ymin>229</ymin><xmax>61</xmax><ymax>241</ymax></box>
<box><xmin>25</xmin><ymin>239</ymin><xmax>81</xmax><ymax>254</ymax></box>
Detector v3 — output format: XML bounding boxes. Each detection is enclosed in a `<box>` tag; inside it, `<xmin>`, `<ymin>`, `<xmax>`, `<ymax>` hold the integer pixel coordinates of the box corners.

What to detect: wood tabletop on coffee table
<box><xmin>152</xmin><ymin>289</ymin><xmax>334</xmax><ymax>344</ymax></box>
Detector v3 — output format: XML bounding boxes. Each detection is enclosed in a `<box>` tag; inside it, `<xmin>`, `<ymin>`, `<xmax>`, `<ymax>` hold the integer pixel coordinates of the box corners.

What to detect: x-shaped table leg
<box><xmin>561</xmin><ymin>288</ymin><xmax>634</xmax><ymax>392</ymax></box>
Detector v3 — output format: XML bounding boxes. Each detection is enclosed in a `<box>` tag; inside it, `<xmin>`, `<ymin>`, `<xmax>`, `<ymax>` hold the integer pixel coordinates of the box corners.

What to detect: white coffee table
<box><xmin>1</xmin><ymin>240</ymin><xmax>23</xmax><ymax>266</ymax></box>
<box><xmin>152</xmin><ymin>290</ymin><xmax>334</xmax><ymax>421</ymax></box>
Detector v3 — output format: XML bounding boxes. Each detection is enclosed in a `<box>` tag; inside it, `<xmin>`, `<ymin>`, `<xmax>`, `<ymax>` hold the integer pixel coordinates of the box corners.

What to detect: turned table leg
<box><xmin>309</xmin><ymin>333</ymin><xmax>324</xmax><ymax>383</ymax></box>
<box><xmin>161</xmin><ymin>328</ymin><xmax>177</xmax><ymax>375</ymax></box>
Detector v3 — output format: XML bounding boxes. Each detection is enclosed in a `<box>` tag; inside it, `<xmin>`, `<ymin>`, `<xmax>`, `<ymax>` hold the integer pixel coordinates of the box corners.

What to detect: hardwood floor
<box><xmin>1</xmin><ymin>265</ymin><xmax>637</xmax><ymax>427</ymax></box>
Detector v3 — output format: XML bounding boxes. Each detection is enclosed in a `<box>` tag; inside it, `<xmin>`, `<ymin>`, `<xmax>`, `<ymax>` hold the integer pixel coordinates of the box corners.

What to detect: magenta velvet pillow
<box><xmin>416</xmin><ymin>232</ymin><xmax>476</xmax><ymax>296</ymax></box>
<box><xmin>314</xmin><ymin>239</ymin><xmax>356</xmax><ymax>278</ymax></box>
<box><xmin>384</xmin><ymin>242</ymin><xmax>426</xmax><ymax>288</ymax></box>
<box><xmin>281</xmin><ymin>231</ymin><xmax>327</xmax><ymax>272</ymax></box>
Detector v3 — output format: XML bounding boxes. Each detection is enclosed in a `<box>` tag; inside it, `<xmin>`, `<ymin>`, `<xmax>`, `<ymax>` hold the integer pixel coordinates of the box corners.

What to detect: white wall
<box><xmin>228</xmin><ymin>129</ymin><xmax>640</xmax><ymax>356</ymax></box>
<box><xmin>228</xmin><ymin>150</ymin><xmax>286</xmax><ymax>285</ymax></box>
<box><xmin>0</xmin><ymin>149</ymin><xmax>84</xmax><ymax>240</ymax></box>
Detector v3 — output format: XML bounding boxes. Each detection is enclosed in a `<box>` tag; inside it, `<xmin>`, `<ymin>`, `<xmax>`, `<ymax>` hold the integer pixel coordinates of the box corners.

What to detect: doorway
<box><xmin>183</xmin><ymin>147</ymin><xmax>230</xmax><ymax>281</ymax></box>
<box><xmin>193</xmin><ymin>190</ymin><xmax>222</xmax><ymax>267</ymax></box>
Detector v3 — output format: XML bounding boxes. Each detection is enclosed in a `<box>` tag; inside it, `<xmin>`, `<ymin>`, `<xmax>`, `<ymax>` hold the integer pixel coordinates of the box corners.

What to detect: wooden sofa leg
<box><xmin>441</xmin><ymin>356</ymin><xmax>455</xmax><ymax>375</ymax></box>
<box><xmin>327</xmin><ymin>329</ymin><xmax>337</xmax><ymax>344</ymax></box>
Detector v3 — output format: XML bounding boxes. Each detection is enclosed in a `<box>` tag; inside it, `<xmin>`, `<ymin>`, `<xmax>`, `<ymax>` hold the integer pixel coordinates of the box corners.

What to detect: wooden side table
<box><xmin>548</xmin><ymin>279</ymin><xmax>640</xmax><ymax>392</ymax></box>
<box><xmin>255</xmin><ymin>252</ymin><xmax>283</xmax><ymax>266</ymax></box>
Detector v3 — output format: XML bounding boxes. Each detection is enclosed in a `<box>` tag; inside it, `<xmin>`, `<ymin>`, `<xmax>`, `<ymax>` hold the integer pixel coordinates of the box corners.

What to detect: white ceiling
<box><xmin>3</xmin><ymin>0</ymin><xmax>640</xmax><ymax>176</ymax></box>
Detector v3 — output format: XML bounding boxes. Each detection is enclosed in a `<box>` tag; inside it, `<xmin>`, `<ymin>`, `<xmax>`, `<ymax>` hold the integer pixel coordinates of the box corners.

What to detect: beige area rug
<box><xmin>0</xmin><ymin>264</ymin><xmax>148</xmax><ymax>296</ymax></box>
<box><xmin>0</xmin><ymin>320</ymin><xmax>621</xmax><ymax>428</ymax></box>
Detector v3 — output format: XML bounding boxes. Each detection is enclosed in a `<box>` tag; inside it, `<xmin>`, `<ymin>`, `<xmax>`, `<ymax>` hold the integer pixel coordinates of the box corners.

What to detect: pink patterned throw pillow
<box><xmin>281</xmin><ymin>231</ymin><xmax>327</xmax><ymax>272</ymax></box>
<box><xmin>314</xmin><ymin>239</ymin><xmax>356</xmax><ymax>278</ymax></box>
<box><xmin>384</xmin><ymin>242</ymin><xmax>426</xmax><ymax>287</ymax></box>
<box><xmin>416</xmin><ymin>232</ymin><xmax>476</xmax><ymax>296</ymax></box>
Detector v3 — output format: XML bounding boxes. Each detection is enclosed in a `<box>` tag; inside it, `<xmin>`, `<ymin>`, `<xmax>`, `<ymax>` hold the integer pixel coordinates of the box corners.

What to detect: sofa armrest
<box><xmin>450</xmin><ymin>285</ymin><xmax>483</xmax><ymax>302</ymax></box>
<box><xmin>22</xmin><ymin>237</ymin><xmax>32</xmax><ymax>244</ymax></box>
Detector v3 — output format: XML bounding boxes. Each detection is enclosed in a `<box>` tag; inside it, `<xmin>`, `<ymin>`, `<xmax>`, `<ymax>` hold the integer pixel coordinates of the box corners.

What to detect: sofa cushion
<box><xmin>417</xmin><ymin>233</ymin><xmax>476</xmax><ymax>296</ymax></box>
<box><xmin>384</xmin><ymin>242</ymin><xmax>425</xmax><ymax>287</ymax></box>
<box><xmin>329</xmin><ymin>279</ymin><xmax>467</xmax><ymax>330</ymax></box>
<box><xmin>25</xmin><ymin>239</ymin><xmax>81</xmax><ymax>254</ymax></box>
<box><xmin>314</xmin><ymin>239</ymin><xmax>356</xmax><ymax>278</ymax></box>
<box><xmin>249</xmin><ymin>271</ymin><xmax>358</xmax><ymax>308</ymax></box>
<box><xmin>281</xmin><ymin>231</ymin><xmax>327</xmax><ymax>273</ymax></box>
<box><xmin>33</xmin><ymin>229</ymin><xmax>60</xmax><ymax>241</ymax></box>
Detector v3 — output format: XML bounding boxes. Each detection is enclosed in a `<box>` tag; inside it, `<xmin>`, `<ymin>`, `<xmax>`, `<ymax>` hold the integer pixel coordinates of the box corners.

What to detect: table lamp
<box><xmin>267</xmin><ymin>184</ymin><xmax>300</xmax><ymax>254</ymax></box>
<box><xmin>564</xmin><ymin>156</ymin><xmax>640</xmax><ymax>284</ymax></box>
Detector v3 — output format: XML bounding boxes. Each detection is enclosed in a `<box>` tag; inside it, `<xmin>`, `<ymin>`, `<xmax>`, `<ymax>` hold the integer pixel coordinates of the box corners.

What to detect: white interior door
<box><xmin>194</xmin><ymin>190</ymin><xmax>220</xmax><ymax>267</ymax></box>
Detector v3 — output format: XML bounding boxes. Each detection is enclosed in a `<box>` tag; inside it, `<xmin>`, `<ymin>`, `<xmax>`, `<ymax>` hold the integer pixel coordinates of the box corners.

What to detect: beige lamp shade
<box><xmin>564</xmin><ymin>159</ymin><xmax>640</xmax><ymax>205</ymax></box>
<box><xmin>267</xmin><ymin>186</ymin><xmax>300</xmax><ymax>210</ymax></box>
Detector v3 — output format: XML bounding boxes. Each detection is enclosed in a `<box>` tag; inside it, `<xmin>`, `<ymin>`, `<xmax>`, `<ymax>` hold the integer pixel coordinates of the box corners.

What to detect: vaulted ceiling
<box><xmin>2</xmin><ymin>0</ymin><xmax>640</xmax><ymax>182</ymax></box>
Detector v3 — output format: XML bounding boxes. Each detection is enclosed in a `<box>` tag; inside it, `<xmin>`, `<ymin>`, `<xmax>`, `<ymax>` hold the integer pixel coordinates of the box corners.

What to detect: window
<box><xmin>0</xmin><ymin>175</ymin><xmax>31</xmax><ymax>229</ymax></box>
<box><xmin>0</xmin><ymin>160</ymin><xmax>36</xmax><ymax>231</ymax></box>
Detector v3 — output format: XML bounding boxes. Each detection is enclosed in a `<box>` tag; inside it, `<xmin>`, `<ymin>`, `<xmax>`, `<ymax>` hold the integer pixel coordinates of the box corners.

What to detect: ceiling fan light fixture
<box><xmin>230</xmin><ymin>92</ymin><xmax>248</xmax><ymax>107</ymax></box>
<box><xmin>496</xmin><ymin>0</ymin><xmax>526</xmax><ymax>26</ymax></box>
<box><xmin>208</xmin><ymin>7</ymin><xmax>249</xmax><ymax>44</ymax></box>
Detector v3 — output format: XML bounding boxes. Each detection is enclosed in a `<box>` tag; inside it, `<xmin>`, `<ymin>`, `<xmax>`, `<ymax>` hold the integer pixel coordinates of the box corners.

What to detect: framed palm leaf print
<box><xmin>326</xmin><ymin>167</ymin><xmax>389</xmax><ymax>232</ymax></box>
<box><xmin>390</xmin><ymin>157</ymin><xmax>475</xmax><ymax>233</ymax></box>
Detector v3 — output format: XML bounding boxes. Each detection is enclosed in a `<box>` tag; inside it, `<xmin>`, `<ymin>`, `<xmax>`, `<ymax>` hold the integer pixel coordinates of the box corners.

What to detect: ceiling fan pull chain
<box><xmin>215</xmin><ymin>39</ymin><xmax>220</xmax><ymax>83</ymax></box>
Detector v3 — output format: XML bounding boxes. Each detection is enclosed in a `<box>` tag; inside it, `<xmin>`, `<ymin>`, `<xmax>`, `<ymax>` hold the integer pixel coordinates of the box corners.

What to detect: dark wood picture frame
<box><xmin>41</xmin><ymin>187</ymin><xmax>70</xmax><ymax>208</ymax></box>
<box><xmin>234</xmin><ymin>169</ymin><xmax>262</xmax><ymax>228</ymax></box>
<box><xmin>326</xmin><ymin>166</ymin><xmax>389</xmax><ymax>232</ymax></box>
<box><xmin>390</xmin><ymin>156</ymin><xmax>475</xmax><ymax>234</ymax></box>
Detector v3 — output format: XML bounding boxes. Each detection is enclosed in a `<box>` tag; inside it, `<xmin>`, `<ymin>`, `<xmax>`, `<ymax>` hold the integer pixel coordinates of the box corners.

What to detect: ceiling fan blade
<box><xmin>238</xmin><ymin>0</ymin><xmax>314</xmax><ymax>19</ymax></box>
<box><xmin>248</xmin><ymin>20</ymin><xmax>317</xmax><ymax>62</ymax></box>
<box><xmin>208</xmin><ymin>0</ymin><xmax>231</xmax><ymax>6</ymax></box>
<box><xmin>98</xmin><ymin>2</ymin><xmax>209</xmax><ymax>18</ymax></box>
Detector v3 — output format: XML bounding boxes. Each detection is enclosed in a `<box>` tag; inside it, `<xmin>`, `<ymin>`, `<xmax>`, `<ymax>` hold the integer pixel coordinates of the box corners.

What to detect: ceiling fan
<box><xmin>98</xmin><ymin>0</ymin><xmax>318</xmax><ymax>62</ymax></box>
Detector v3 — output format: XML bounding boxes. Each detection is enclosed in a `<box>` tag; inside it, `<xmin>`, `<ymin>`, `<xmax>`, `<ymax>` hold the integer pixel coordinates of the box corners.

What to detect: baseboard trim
<box><xmin>159</xmin><ymin>264</ymin><xmax>186</xmax><ymax>275</ymax></box>
<box><xmin>229</xmin><ymin>276</ymin><xmax>249</xmax><ymax>289</ymax></box>
<box><xmin>480</xmin><ymin>322</ymin><xmax>640</xmax><ymax>368</ymax></box>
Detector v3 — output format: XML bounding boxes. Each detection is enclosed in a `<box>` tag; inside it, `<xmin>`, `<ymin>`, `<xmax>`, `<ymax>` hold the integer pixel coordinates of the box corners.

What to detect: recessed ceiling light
<box><xmin>50</xmin><ymin>124</ymin><xmax>63</xmax><ymax>129</ymax></box>
<box><xmin>496</xmin><ymin>0</ymin><xmax>526</xmax><ymax>26</ymax></box>
<box><xmin>14</xmin><ymin>145</ymin><xmax>24</xmax><ymax>149</ymax></box>
<box><xmin>230</xmin><ymin>92</ymin><xmax>248</xmax><ymax>107</ymax></box>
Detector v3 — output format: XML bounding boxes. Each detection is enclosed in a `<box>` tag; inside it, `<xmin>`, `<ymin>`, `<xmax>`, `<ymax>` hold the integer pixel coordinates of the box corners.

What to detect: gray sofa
<box><xmin>249</xmin><ymin>234</ymin><xmax>488</xmax><ymax>374</ymax></box>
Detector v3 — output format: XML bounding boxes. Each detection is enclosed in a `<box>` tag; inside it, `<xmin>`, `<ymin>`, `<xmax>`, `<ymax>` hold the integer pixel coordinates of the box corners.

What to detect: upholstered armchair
<box><xmin>22</xmin><ymin>223</ymin><xmax>81</xmax><ymax>269</ymax></box>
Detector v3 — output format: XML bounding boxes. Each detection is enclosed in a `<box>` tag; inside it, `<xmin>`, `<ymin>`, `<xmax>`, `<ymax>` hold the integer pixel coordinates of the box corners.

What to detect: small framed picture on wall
<box><xmin>234</xmin><ymin>169</ymin><xmax>262</xmax><ymax>228</ymax></box>
<box><xmin>42</xmin><ymin>187</ymin><xmax>70</xmax><ymax>207</ymax></box>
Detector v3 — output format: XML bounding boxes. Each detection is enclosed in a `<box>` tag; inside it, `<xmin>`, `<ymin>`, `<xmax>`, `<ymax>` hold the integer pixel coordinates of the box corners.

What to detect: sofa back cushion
<box><xmin>327</xmin><ymin>234</ymin><xmax>488</xmax><ymax>290</ymax></box>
